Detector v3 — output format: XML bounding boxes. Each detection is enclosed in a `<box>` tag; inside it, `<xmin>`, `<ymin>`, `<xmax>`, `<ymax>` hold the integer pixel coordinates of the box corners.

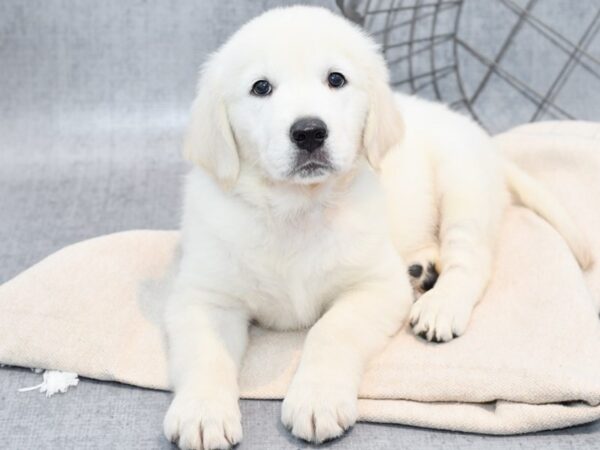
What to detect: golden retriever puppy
<box><xmin>163</xmin><ymin>6</ymin><xmax>590</xmax><ymax>449</ymax></box>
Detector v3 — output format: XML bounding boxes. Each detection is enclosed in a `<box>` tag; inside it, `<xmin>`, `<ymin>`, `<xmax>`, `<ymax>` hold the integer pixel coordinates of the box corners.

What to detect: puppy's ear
<box><xmin>183</xmin><ymin>61</ymin><xmax>239</xmax><ymax>188</ymax></box>
<box><xmin>363</xmin><ymin>65</ymin><xmax>404</xmax><ymax>169</ymax></box>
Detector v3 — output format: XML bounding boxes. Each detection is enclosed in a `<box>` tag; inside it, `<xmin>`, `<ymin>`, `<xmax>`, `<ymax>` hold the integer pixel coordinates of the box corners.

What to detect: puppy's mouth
<box><xmin>290</xmin><ymin>149</ymin><xmax>334</xmax><ymax>179</ymax></box>
<box><xmin>292</xmin><ymin>161</ymin><xmax>334</xmax><ymax>177</ymax></box>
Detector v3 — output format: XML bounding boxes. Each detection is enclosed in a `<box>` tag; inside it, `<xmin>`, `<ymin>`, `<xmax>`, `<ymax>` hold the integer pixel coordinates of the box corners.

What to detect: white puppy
<box><xmin>163</xmin><ymin>6</ymin><xmax>591</xmax><ymax>449</ymax></box>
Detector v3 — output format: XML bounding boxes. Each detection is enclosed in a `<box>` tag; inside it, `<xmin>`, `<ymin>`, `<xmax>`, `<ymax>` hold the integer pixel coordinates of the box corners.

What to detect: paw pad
<box><xmin>408</xmin><ymin>262</ymin><xmax>439</xmax><ymax>294</ymax></box>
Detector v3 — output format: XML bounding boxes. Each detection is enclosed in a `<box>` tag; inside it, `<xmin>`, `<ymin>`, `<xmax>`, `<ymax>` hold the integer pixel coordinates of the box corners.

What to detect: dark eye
<box><xmin>327</xmin><ymin>72</ymin><xmax>346</xmax><ymax>88</ymax></box>
<box><xmin>251</xmin><ymin>79</ymin><xmax>272</xmax><ymax>96</ymax></box>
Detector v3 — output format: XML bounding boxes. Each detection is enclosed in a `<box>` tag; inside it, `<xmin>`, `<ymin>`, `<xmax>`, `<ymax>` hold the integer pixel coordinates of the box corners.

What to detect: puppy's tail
<box><xmin>503</xmin><ymin>159</ymin><xmax>594</xmax><ymax>270</ymax></box>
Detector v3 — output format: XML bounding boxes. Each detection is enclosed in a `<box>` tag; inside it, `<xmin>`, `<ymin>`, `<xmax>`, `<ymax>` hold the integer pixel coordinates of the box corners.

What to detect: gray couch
<box><xmin>1</xmin><ymin>0</ymin><xmax>598</xmax><ymax>448</ymax></box>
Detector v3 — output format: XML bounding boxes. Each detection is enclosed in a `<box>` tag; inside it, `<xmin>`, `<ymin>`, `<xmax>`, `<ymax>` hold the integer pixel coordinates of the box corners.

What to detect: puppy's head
<box><xmin>184</xmin><ymin>6</ymin><xmax>403</xmax><ymax>188</ymax></box>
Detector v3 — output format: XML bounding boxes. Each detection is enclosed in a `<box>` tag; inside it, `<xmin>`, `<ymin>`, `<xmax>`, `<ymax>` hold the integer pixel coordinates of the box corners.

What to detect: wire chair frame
<box><xmin>336</xmin><ymin>0</ymin><xmax>600</xmax><ymax>131</ymax></box>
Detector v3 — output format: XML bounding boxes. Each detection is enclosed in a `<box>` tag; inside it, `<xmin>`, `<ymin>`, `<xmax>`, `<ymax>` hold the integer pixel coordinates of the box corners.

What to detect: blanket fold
<box><xmin>1</xmin><ymin>121</ymin><xmax>599</xmax><ymax>434</ymax></box>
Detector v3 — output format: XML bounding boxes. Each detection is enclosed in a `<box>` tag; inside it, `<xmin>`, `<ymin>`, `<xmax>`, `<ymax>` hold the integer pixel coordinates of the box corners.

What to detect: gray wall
<box><xmin>0</xmin><ymin>0</ymin><xmax>336</xmax><ymax>161</ymax></box>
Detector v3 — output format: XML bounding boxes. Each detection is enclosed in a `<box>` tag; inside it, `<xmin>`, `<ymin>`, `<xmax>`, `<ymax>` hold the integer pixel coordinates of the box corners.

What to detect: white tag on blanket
<box><xmin>18</xmin><ymin>370</ymin><xmax>79</xmax><ymax>397</ymax></box>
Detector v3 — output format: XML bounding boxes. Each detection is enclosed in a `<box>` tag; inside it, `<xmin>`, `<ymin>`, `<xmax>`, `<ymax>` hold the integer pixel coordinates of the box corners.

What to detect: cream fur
<box><xmin>163</xmin><ymin>6</ymin><xmax>590</xmax><ymax>449</ymax></box>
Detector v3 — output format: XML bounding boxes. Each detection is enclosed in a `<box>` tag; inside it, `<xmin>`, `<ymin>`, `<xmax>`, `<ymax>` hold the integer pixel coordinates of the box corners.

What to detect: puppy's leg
<box><xmin>381</xmin><ymin>145</ymin><xmax>440</xmax><ymax>299</ymax></box>
<box><xmin>282</xmin><ymin>268</ymin><xmax>412</xmax><ymax>443</ymax></box>
<box><xmin>409</xmin><ymin>152</ymin><xmax>507</xmax><ymax>342</ymax></box>
<box><xmin>163</xmin><ymin>286</ymin><xmax>248</xmax><ymax>450</ymax></box>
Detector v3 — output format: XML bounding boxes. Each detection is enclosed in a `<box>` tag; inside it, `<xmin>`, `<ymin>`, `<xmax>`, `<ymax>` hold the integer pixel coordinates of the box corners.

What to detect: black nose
<box><xmin>290</xmin><ymin>117</ymin><xmax>328</xmax><ymax>153</ymax></box>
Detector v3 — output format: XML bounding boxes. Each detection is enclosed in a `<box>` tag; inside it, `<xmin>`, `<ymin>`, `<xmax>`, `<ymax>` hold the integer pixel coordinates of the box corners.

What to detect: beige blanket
<box><xmin>1</xmin><ymin>121</ymin><xmax>599</xmax><ymax>434</ymax></box>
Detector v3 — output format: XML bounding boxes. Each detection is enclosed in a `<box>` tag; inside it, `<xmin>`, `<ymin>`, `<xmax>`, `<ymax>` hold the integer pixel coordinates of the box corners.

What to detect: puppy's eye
<box><xmin>251</xmin><ymin>79</ymin><xmax>272</xmax><ymax>96</ymax></box>
<box><xmin>327</xmin><ymin>72</ymin><xmax>346</xmax><ymax>89</ymax></box>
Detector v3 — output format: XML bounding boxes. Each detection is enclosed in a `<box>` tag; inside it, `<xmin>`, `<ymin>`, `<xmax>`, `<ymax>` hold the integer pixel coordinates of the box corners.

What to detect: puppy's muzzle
<box><xmin>290</xmin><ymin>117</ymin><xmax>328</xmax><ymax>153</ymax></box>
<box><xmin>289</xmin><ymin>117</ymin><xmax>333</xmax><ymax>178</ymax></box>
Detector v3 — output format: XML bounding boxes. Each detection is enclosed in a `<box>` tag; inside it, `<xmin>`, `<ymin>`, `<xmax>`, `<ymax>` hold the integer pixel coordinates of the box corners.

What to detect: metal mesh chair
<box><xmin>336</xmin><ymin>0</ymin><xmax>600</xmax><ymax>132</ymax></box>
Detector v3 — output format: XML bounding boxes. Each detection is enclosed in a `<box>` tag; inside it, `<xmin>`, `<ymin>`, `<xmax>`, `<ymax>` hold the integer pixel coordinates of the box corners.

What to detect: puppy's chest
<box><xmin>234</xmin><ymin>215</ymin><xmax>371</xmax><ymax>330</ymax></box>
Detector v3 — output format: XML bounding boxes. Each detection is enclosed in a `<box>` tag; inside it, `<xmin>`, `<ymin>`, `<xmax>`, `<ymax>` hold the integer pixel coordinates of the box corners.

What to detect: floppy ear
<box><xmin>363</xmin><ymin>69</ymin><xmax>404</xmax><ymax>169</ymax></box>
<box><xmin>183</xmin><ymin>62</ymin><xmax>239</xmax><ymax>188</ymax></box>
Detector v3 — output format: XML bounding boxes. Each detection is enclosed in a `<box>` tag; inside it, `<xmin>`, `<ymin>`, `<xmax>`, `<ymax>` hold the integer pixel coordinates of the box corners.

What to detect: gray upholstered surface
<box><xmin>1</xmin><ymin>0</ymin><xmax>599</xmax><ymax>448</ymax></box>
<box><xmin>2</xmin><ymin>366</ymin><xmax>600</xmax><ymax>450</ymax></box>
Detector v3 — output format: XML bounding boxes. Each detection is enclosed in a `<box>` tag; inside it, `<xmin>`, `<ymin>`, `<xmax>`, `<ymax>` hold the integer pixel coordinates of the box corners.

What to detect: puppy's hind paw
<box><xmin>408</xmin><ymin>262</ymin><xmax>439</xmax><ymax>297</ymax></box>
<box><xmin>405</xmin><ymin>245</ymin><xmax>440</xmax><ymax>298</ymax></box>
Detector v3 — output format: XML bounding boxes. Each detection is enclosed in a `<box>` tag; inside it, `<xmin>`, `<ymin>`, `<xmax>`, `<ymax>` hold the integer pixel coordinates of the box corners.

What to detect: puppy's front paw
<box><xmin>281</xmin><ymin>379</ymin><xmax>357</xmax><ymax>443</ymax></box>
<box><xmin>409</xmin><ymin>289</ymin><xmax>472</xmax><ymax>342</ymax></box>
<box><xmin>163</xmin><ymin>393</ymin><xmax>242</xmax><ymax>450</ymax></box>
